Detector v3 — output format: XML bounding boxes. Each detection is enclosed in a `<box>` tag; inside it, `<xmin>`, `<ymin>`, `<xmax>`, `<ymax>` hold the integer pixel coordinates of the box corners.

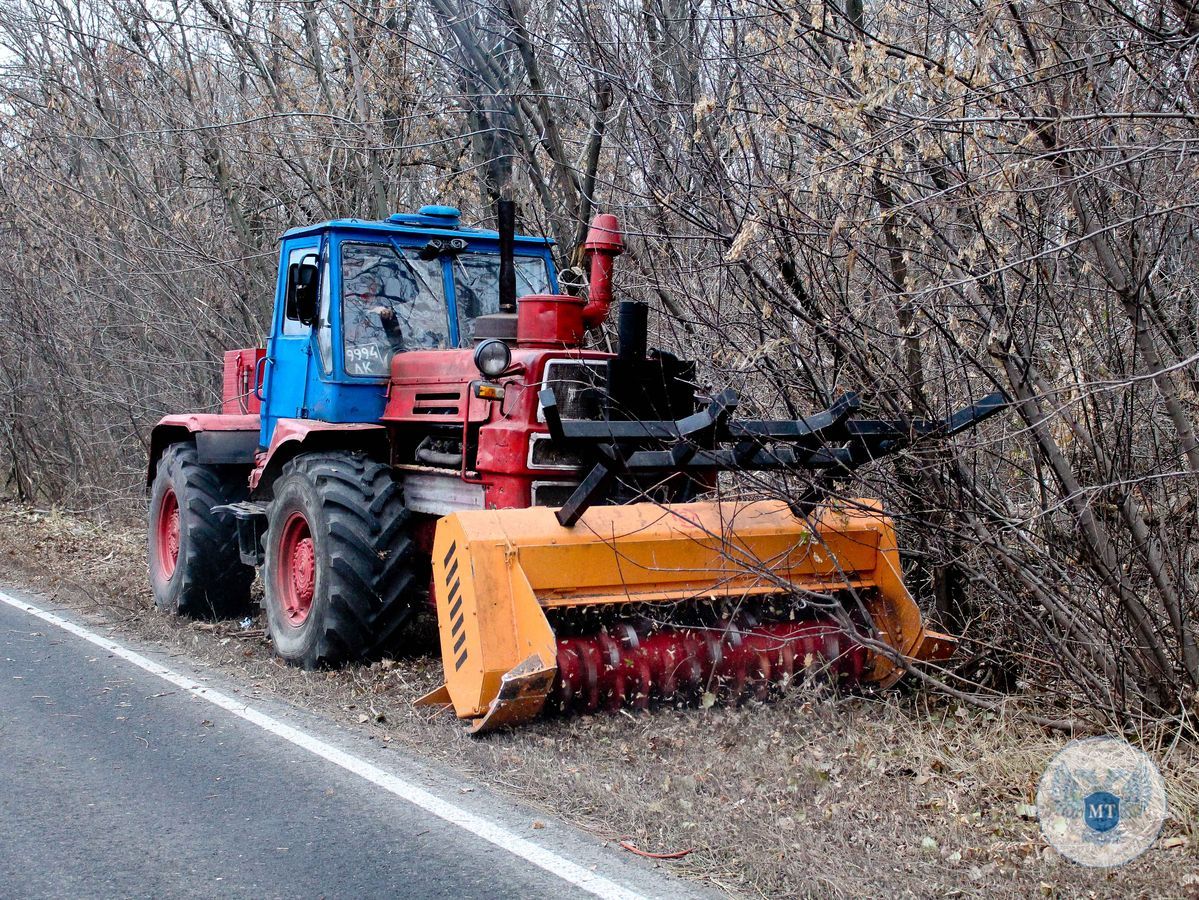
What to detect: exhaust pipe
<box><xmin>497</xmin><ymin>199</ymin><xmax>517</xmax><ymax>314</ymax></box>
<box><xmin>617</xmin><ymin>300</ymin><xmax>647</xmax><ymax>361</ymax></box>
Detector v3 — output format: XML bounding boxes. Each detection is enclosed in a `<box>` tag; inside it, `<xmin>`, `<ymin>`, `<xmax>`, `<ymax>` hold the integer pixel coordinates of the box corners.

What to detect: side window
<box><xmin>282</xmin><ymin>246</ymin><xmax>316</xmax><ymax>336</ymax></box>
<box><xmin>316</xmin><ymin>256</ymin><xmax>332</xmax><ymax>374</ymax></box>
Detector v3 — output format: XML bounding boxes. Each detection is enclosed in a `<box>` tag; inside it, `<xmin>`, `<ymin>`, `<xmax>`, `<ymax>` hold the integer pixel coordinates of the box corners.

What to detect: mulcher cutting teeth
<box><xmin>551</xmin><ymin>618</ymin><xmax>869</xmax><ymax>714</ymax></box>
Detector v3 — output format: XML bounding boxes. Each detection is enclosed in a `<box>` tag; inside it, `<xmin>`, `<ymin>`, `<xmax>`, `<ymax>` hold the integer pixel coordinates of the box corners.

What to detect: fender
<box><xmin>250</xmin><ymin>418</ymin><xmax>389</xmax><ymax>493</ymax></box>
<box><xmin>146</xmin><ymin>413</ymin><xmax>260</xmax><ymax>487</ymax></box>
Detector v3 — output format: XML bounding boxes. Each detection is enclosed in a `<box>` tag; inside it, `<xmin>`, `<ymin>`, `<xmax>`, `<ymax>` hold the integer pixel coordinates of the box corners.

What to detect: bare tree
<box><xmin>0</xmin><ymin>0</ymin><xmax>1196</xmax><ymax>722</ymax></box>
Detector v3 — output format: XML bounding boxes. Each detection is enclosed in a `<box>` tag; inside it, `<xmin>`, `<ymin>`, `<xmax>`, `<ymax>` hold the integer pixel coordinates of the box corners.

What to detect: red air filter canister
<box><xmin>516</xmin><ymin>294</ymin><xmax>586</xmax><ymax>348</ymax></box>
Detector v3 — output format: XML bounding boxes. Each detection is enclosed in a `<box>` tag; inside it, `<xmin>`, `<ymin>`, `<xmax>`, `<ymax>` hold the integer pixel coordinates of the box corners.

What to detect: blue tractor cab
<box><xmin>260</xmin><ymin>206</ymin><xmax>558</xmax><ymax>447</ymax></box>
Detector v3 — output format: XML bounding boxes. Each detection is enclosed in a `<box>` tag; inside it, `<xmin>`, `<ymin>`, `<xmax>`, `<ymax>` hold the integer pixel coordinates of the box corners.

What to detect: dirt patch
<box><xmin>1</xmin><ymin>499</ymin><xmax>1196</xmax><ymax>898</ymax></box>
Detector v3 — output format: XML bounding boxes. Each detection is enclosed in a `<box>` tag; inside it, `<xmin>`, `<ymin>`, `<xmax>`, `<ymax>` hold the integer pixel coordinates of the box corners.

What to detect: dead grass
<box><xmin>1</xmin><ymin>499</ymin><xmax>1197</xmax><ymax>898</ymax></box>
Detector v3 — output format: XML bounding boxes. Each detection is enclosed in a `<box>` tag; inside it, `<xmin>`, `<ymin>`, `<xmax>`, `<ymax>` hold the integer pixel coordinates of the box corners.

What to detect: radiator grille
<box><xmin>538</xmin><ymin>360</ymin><xmax>606</xmax><ymax>422</ymax></box>
<box><xmin>413</xmin><ymin>390</ymin><xmax>462</xmax><ymax>416</ymax></box>
<box><xmin>531</xmin><ymin>481</ymin><xmax>580</xmax><ymax>508</ymax></box>
<box><xmin>527</xmin><ymin>434</ymin><xmax>585</xmax><ymax>470</ymax></box>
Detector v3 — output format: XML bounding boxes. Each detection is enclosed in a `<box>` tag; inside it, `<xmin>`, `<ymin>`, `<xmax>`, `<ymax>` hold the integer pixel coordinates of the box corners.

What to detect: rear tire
<box><xmin>263</xmin><ymin>452</ymin><xmax>419</xmax><ymax>668</ymax></box>
<box><xmin>148</xmin><ymin>442</ymin><xmax>255</xmax><ymax>619</ymax></box>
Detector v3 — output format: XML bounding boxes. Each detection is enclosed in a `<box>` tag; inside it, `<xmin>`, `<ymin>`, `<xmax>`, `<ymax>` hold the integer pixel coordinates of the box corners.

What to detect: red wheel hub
<box><xmin>155</xmin><ymin>488</ymin><xmax>181</xmax><ymax>579</ymax></box>
<box><xmin>277</xmin><ymin>512</ymin><xmax>316</xmax><ymax>625</ymax></box>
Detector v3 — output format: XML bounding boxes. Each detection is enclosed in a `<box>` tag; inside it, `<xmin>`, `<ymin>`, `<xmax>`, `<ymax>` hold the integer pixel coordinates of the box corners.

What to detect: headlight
<box><xmin>473</xmin><ymin>339</ymin><xmax>511</xmax><ymax>379</ymax></box>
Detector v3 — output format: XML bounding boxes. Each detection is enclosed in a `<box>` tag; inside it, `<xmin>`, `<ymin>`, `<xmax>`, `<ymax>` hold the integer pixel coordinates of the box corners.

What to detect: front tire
<box><xmin>263</xmin><ymin>452</ymin><xmax>419</xmax><ymax>668</ymax></box>
<box><xmin>148</xmin><ymin>442</ymin><xmax>255</xmax><ymax>619</ymax></box>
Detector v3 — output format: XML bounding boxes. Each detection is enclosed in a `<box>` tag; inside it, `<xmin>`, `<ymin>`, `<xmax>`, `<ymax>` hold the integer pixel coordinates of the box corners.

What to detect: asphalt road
<box><xmin>0</xmin><ymin>592</ymin><xmax>689</xmax><ymax>900</ymax></box>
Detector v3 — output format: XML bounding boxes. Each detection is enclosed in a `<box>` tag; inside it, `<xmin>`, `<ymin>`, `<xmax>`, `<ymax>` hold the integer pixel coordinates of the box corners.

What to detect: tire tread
<box><xmin>149</xmin><ymin>442</ymin><xmax>254</xmax><ymax>619</ymax></box>
<box><xmin>266</xmin><ymin>452</ymin><xmax>422</xmax><ymax>667</ymax></box>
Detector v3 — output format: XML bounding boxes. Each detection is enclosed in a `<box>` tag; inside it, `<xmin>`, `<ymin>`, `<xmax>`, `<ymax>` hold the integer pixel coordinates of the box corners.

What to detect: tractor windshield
<box><xmin>452</xmin><ymin>254</ymin><xmax>551</xmax><ymax>342</ymax></box>
<box><xmin>340</xmin><ymin>241</ymin><xmax>448</xmax><ymax>376</ymax></box>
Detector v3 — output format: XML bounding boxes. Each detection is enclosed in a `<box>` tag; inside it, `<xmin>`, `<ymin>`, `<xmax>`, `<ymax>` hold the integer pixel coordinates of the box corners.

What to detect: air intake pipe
<box><xmin>581</xmin><ymin>214</ymin><xmax>623</xmax><ymax>329</ymax></box>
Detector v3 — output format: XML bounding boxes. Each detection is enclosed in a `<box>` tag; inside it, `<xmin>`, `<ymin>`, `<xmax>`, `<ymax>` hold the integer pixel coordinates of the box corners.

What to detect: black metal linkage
<box><xmin>724</xmin><ymin>392</ymin><xmax>860</xmax><ymax>441</ymax></box>
<box><xmin>555</xmin><ymin>461</ymin><xmax>614</xmax><ymax>526</ymax></box>
<box><xmin>540</xmin><ymin>388</ymin><xmax>862</xmax><ymax>446</ymax></box>
<box><xmin>943</xmin><ymin>391</ymin><xmax>1008</xmax><ymax>436</ymax></box>
<box><xmin>547</xmin><ymin>390</ymin><xmax>1008</xmax><ymax>526</ymax></box>
<box><xmin>600</xmin><ymin>446</ymin><xmax>855</xmax><ymax>472</ymax></box>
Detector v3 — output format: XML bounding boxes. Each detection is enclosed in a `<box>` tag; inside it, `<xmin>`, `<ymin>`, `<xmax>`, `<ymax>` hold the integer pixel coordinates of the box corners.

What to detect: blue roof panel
<box><xmin>282</xmin><ymin>214</ymin><xmax>555</xmax><ymax>246</ymax></box>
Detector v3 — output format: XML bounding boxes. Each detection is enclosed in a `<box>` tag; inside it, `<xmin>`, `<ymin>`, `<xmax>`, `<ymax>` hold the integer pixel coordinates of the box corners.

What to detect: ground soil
<box><xmin>1</xmin><ymin>499</ymin><xmax>1196</xmax><ymax>899</ymax></box>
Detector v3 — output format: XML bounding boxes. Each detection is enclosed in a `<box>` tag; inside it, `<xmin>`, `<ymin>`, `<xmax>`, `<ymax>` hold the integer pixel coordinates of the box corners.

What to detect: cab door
<box><xmin>261</xmin><ymin>237</ymin><xmax>321</xmax><ymax>447</ymax></box>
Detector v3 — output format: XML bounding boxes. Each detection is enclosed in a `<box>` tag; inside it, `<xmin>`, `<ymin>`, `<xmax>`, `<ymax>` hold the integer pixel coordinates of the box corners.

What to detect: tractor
<box><xmin>147</xmin><ymin>201</ymin><xmax>1004</xmax><ymax>733</ymax></box>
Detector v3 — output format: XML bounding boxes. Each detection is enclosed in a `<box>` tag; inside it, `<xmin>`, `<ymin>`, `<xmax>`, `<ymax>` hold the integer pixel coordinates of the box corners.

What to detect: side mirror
<box><xmin>292</xmin><ymin>260</ymin><xmax>320</xmax><ymax>325</ymax></box>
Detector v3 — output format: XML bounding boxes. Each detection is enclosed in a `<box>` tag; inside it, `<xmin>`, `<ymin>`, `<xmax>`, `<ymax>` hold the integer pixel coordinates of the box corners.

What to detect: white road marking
<box><xmin>0</xmin><ymin>590</ymin><xmax>647</xmax><ymax>900</ymax></box>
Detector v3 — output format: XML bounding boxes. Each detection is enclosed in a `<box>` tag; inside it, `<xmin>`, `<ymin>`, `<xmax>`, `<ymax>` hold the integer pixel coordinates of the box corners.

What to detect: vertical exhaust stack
<box><xmin>497</xmin><ymin>199</ymin><xmax>517</xmax><ymax>315</ymax></box>
<box><xmin>581</xmin><ymin>213</ymin><xmax>623</xmax><ymax>328</ymax></box>
<box><xmin>616</xmin><ymin>300</ymin><xmax>648</xmax><ymax>361</ymax></box>
<box><xmin>472</xmin><ymin>199</ymin><xmax>521</xmax><ymax>342</ymax></box>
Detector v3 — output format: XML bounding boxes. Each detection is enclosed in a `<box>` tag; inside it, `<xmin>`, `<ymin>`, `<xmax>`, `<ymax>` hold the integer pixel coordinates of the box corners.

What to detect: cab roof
<box><xmin>282</xmin><ymin>205</ymin><xmax>555</xmax><ymax>247</ymax></box>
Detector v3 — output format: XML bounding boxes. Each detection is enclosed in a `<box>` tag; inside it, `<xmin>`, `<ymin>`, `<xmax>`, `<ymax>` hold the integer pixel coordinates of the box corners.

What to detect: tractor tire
<box><xmin>148</xmin><ymin>442</ymin><xmax>255</xmax><ymax>619</ymax></box>
<box><xmin>263</xmin><ymin>452</ymin><xmax>419</xmax><ymax>668</ymax></box>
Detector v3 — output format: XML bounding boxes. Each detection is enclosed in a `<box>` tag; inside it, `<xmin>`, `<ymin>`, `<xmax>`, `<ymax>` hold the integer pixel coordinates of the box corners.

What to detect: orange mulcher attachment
<box><xmin>417</xmin><ymin>498</ymin><xmax>956</xmax><ymax>734</ymax></box>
